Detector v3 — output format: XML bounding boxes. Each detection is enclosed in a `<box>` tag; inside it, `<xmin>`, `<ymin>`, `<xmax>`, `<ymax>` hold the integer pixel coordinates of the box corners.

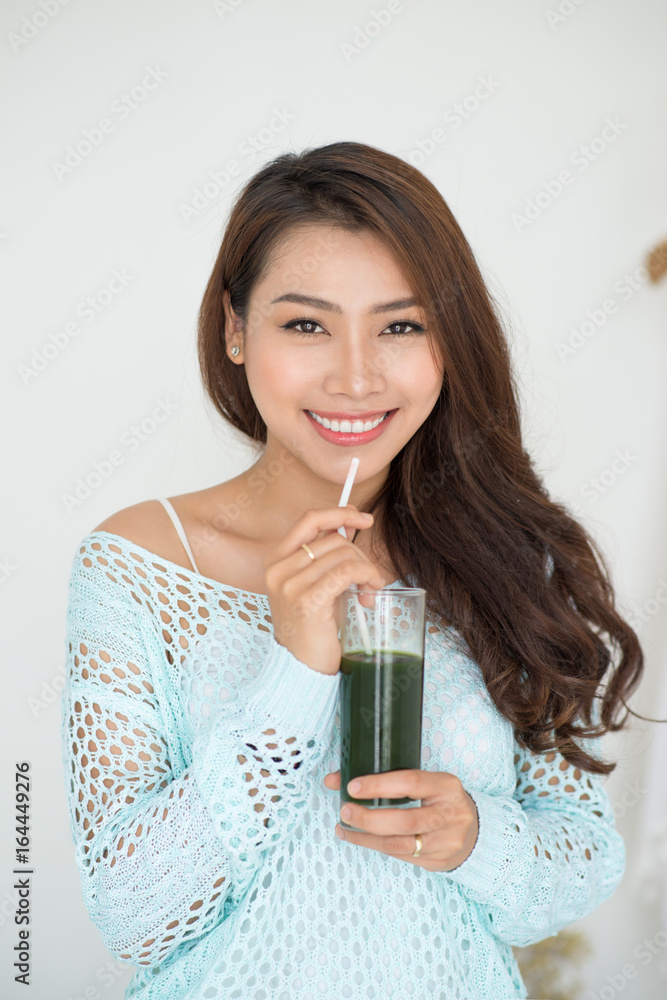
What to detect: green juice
<box><xmin>340</xmin><ymin>649</ymin><xmax>424</xmax><ymax>810</ymax></box>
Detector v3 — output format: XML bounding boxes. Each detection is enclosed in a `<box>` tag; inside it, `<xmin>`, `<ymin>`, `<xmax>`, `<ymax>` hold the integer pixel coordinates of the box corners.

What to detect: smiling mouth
<box><xmin>305</xmin><ymin>410</ymin><xmax>392</xmax><ymax>433</ymax></box>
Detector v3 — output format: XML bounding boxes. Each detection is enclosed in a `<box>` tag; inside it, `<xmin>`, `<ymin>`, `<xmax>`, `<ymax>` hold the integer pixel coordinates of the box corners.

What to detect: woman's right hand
<box><xmin>263</xmin><ymin>505</ymin><xmax>386</xmax><ymax>675</ymax></box>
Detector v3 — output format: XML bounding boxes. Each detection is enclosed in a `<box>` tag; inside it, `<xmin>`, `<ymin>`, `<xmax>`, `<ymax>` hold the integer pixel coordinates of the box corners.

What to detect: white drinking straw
<box><xmin>337</xmin><ymin>458</ymin><xmax>373</xmax><ymax>655</ymax></box>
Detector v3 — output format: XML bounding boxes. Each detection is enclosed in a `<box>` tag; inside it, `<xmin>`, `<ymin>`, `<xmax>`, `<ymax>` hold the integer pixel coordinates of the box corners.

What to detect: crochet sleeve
<box><xmin>61</xmin><ymin>541</ymin><xmax>339</xmax><ymax>969</ymax></box>
<box><xmin>445</xmin><ymin>732</ymin><xmax>625</xmax><ymax>947</ymax></box>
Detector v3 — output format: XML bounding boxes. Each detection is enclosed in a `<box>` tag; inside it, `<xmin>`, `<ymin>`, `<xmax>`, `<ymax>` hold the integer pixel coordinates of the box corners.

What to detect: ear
<box><xmin>222</xmin><ymin>289</ymin><xmax>244</xmax><ymax>361</ymax></box>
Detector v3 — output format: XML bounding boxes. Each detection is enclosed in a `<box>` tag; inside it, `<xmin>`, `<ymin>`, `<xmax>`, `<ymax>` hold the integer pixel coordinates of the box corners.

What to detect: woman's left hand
<box><xmin>323</xmin><ymin>769</ymin><xmax>479</xmax><ymax>872</ymax></box>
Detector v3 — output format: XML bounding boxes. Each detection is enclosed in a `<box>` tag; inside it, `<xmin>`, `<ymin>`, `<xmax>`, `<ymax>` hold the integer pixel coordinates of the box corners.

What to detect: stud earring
<box><xmin>231</xmin><ymin>346</ymin><xmax>240</xmax><ymax>356</ymax></box>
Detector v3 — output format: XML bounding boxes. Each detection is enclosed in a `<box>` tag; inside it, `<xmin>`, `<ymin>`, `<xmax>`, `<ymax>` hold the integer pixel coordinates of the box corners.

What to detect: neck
<box><xmin>236</xmin><ymin>434</ymin><xmax>388</xmax><ymax>541</ymax></box>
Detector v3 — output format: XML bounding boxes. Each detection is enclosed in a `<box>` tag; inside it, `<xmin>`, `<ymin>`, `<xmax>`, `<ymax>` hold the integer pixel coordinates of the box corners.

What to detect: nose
<box><xmin>321</xmin><ymin>332</ymin><xmax>389</xmax><ymax>399</ymax></box>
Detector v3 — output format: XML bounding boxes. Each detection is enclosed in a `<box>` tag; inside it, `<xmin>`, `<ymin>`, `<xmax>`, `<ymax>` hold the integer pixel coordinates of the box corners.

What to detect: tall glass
<box><xmin>338</xmin><ymin>587</ymin><xmax>426</xmax><ymax>832</ymax></box>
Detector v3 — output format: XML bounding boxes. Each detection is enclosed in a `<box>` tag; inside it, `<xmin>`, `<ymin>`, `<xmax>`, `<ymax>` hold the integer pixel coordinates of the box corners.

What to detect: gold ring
<box><xmin>412</xmin><ymin>833</ymin><xmax>423</xmax><ymax>858</ymax></box>
<box><xmin>301</xmin><ymin>543</ymin><xmax>316</xmax><ymax>562</ymax></box>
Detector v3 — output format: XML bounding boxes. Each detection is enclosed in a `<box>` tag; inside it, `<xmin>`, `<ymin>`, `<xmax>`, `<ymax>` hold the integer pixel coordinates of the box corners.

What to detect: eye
<box><xmin>281</xmin><ymin>318</ymin><xmax>326</xmax><ymax>337</ymax></box>
<box><xmin>382</xmin><ymin>321</ymin><xmax>425</xmax><ymax>337</ymax></box>
<box><xmin>281</xmin><ymin>318</ymin><xmax>426</xmax><ymax>338</ymax></box>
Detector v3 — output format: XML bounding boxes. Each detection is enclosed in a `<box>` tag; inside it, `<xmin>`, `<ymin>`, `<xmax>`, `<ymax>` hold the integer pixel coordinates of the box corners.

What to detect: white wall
<box><xmin>1</xmin><ymin>0</ymin><xmax>666</xmax><ymax>997</ymax></box>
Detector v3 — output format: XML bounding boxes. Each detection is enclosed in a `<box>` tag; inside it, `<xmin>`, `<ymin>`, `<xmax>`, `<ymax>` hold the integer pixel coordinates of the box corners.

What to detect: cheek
<box><xmin>390</xmin><ymin>348</ymin><xmax>443</xmax><ymax>400</ymax></box>
<box><xmin>244</xmin><ymin>345</ymin><xmax>311</xmax><ymax>411</ymax></box>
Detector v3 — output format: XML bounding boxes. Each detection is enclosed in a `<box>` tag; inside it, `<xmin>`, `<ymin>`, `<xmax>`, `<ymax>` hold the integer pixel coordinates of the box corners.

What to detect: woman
<box><xmin>61</xmin><ymin>141</ymin><xmax>642</xmax><ymax>999</ymax></box>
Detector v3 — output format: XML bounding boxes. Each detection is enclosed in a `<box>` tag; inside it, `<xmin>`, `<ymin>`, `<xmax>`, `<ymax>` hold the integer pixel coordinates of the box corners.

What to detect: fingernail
<box><xmin>348</xmin><ymin>779</ymin><xmax>361</xmax><ymax>794</ymax></box>
<box><xmin>361</xmin><ymin>512</ymin><xmax>373</xmax><ymax>520</ymax></box>
<box><xmin>341</xmin><ymin>805</ymin><xmax>352</xmax><ymax>820</ymax></box>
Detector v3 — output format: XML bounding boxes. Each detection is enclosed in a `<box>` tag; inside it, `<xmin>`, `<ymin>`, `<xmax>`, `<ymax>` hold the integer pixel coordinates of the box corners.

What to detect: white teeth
<box><xmin>308</xmin><ymin>411</ymin><xmax>389</xmax><ymax>433</ymax></box>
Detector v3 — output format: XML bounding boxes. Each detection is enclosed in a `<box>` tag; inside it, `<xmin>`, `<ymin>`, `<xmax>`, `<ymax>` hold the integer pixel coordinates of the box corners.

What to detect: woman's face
<box><xmin>226</xmin><ymin>223</ymin><xmax>444</xmax><ymax>487</ymax></box>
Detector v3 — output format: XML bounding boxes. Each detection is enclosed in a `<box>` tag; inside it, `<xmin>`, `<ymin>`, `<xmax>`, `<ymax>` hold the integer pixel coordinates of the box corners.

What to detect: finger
<box><xmin>275</xmin><ymin>530</ymin><xmax>379</xmax><ymax>589</ymax></box>
<box><xmin>277</xmin><ymin>544</ymin><xmax>387</xmax><ymax>600</ymax></box>
<box><xmin>340</xmin><ymin>800</ymin><xmax>445</xmax><ymax>836</ymax></box>
<box><xmin>346</xmin><ymin>769</ymin><xmax>451</xmax><ymax>803</ymax></box>
<box><xmin>353</xmin><ymin>587</ymin><xmax>388</xmax><ymax>609</ymax></box>
<box><xmin>287</xmin><ymin>530</ymin><xmax>352</xmax><ymax>567</ymax></box>
<box><xmin>336</xmin><ymin>824</ymin><xmax>428</xmax><ymax>858</ymax></box>
<box><xmin>320</xmin><ymin>504</ymin><xmax>362</xmax><ymax>539</ymax></box>
<box><xmin>266</xmin><ymin>506</ymin><xmax>374</xmax><ymax>567</ymax></box>
<box><xmin>323</xmin><ymin>771</ymin><xmax>341</xmax><ymax>790</ymax></box>
<box><xmin>316</xmin><ymin>504</ymin><xmax>373</xmax><ymax>544</ymax></box>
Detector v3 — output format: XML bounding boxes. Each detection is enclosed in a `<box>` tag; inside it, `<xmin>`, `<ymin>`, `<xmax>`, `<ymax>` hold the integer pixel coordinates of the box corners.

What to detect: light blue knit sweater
<box><xmin>60</xmin><ymin>530</ymin><xmax>625</xmax><ymax>1000</ymax></box>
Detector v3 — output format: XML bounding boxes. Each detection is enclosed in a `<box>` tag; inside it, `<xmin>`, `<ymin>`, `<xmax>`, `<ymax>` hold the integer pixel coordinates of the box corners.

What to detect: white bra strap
<box><xmin>156</xmin><ymin>497</ymin><xmax>201</xmax><ymax>575</ymax></box>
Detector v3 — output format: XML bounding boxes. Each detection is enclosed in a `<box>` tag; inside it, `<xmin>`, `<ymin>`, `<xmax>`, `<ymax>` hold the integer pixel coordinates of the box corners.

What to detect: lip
<box><xmin>304</xmin><ymin>408</ymin><xmax>398</xmax><ymax>446</ymax></box>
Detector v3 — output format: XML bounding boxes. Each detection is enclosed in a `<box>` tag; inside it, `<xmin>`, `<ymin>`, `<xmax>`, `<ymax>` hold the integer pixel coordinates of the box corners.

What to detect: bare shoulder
<box><xmin>93</xmin><ymin>499</ymin><xmax>188</xmax><ymax>568</ymax></box>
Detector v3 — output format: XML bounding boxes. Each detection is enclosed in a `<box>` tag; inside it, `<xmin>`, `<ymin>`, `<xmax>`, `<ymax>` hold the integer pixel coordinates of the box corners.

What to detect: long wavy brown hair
<box><xmin>197</xmin><ymin>140</ymin><xmax>648</xmax><ymax>775</ymax></box>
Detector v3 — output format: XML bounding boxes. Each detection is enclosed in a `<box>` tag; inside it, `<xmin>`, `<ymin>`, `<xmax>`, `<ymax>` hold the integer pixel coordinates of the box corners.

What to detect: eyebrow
<box><xmin>270</xmin><ymin>293</ymin><xmax>420</xmax><ymax>314</ymax></box>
